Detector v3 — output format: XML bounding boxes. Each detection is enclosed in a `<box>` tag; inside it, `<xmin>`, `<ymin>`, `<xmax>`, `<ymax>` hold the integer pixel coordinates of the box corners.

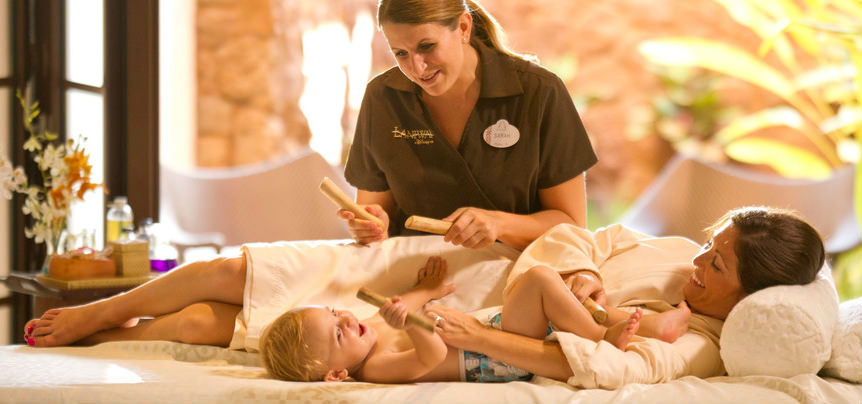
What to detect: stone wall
<box><xmin>195</xmin><ymin>0</ymin><xmax>778</xmax><ymax>209</ymax></box>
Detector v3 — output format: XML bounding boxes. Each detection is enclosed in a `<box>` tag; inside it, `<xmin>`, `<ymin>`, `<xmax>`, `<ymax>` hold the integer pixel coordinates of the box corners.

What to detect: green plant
<box><xmin>833</xmin><ymin>244</ymin><xmax>862</xmax><ymax>301</ymax></box>
<box><xmin>638</xmin><ymin>0</ymin><xmax>861</xmax><ymax>229</ymax></box>
<box><xmin>627</xmin><ymin>65</ymin><xmax>742</xmax><ymax>161</ymax></box>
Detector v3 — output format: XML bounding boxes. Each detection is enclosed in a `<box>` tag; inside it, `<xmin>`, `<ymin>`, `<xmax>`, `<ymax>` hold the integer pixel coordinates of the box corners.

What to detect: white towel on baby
<box><xmin>230</xmin><ymin>236</ymin><xmax>520</xmax><ymax>351</ymax></box>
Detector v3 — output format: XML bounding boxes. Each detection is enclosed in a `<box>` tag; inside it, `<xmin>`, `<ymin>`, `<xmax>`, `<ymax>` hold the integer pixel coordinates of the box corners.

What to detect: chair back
<box><xmin>619</xmin><ymin>154</ymin><xmax>860</xmax><ymax>253</ymax></box>
<box><xmin>160</xmin><ymin>149</ymin><xmax>351</xmax><ymax>247</ymax></box>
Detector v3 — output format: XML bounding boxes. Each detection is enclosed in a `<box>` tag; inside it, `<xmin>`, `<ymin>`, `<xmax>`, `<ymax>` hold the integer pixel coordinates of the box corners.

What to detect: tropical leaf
<box><xmin>638</xmin><ymin>39</ymin><xmax>794</xmax><ymax>95</ymax></box>
<box><xmin>826</xmin><ymin>0</ymin><xmax>862</xmax><ymax>21</ymax></box>
<box><xmin>820</xmin><ymin>105</ymin><xmax>862</xmax><ymax>134</ymax></box>
<box><xmin>714</xmin><ymin>106</ymin><xmax>807</xmax><ymax>144</ymax></box>
<box><xmin>713</xmin><ymin>0</ymin><xmax>800</xmax><ymax>70</ymax></box>
<box><xmin>639</xmin><ymin>38</ymin><xmax>823</xmax><ymax>121</ymax></box>
<box><xmin>749</xmin><ymin>0</ymin><xmax>824</xmax><ymax>57</ymax></box>
<box><xmin>724</xmin><ymin>138</ymin><xmax>833</xmax><ymax>178</ymax></box>
<box><xmin>794</xmin><ymin>64</ymin><xmax>857</xmax><ymax>91</ymax></box>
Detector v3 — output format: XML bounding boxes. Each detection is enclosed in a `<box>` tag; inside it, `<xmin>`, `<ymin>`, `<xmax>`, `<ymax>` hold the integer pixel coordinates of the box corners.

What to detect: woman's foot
<box><xmin>603</xmin><ymin>308</ymin><xmax>643</xmax><ymax>350</ymax></box>
<box><xmin>23</xmin><ymin>301</ymin><xmax>129</xmax><ymax>347</ymax></box>
<box><xmin>652</xmin><ymin>301</ymin><xmax>691</xmax><ymax>343</ymax></box>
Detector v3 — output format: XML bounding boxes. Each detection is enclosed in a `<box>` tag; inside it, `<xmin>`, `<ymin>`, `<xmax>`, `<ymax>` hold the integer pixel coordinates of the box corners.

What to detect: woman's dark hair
<box><xmin>377</xmin><ymin>0</ymin><xmax>532</xmax><ymax>60</ymax></box>
<box><xmin>709</xmin><ymin>206</ymin><xmax>825</xmax><ymax>294</ymax></box>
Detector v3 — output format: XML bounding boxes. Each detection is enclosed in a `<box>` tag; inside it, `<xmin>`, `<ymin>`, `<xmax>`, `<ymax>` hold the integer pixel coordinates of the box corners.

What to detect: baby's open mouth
<box><xmin>359</xmin><ymin>323</ymin><xmax>366</xmax><ymax>336</ymax></box>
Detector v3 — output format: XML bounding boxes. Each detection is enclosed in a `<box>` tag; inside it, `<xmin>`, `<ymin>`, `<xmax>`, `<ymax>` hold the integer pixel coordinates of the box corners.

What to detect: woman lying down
<box><xmin>23</xmin><ymin>207</ymin><xmax>824</xmax><ymax>386</ymax></box>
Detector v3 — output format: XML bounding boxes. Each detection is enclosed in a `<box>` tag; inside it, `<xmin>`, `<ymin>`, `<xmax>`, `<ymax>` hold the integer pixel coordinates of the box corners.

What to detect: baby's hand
<box><xmin>379</xmin><ymin>296</ymin><xmax>409</xmax><ymax>329</ymax></box>
<box><xmin>416</xmin><ymin>256</ymin><xmax>456</xmax><ymax>300</ymax></box>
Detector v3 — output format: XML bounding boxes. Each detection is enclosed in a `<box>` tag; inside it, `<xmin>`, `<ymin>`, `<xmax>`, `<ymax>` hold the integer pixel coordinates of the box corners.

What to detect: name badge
<box><xmin>483</xmin><ymin>119</ymin><xmax>520</xmax><ymax>148</ymax></box>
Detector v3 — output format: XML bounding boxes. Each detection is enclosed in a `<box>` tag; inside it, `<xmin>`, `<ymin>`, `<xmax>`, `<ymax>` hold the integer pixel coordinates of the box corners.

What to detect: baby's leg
<box><xmin>80</xmin><ymin>302</ymin><xmax>241</xmax><ymax>347</ymax></box>
<box><xmin>637</xmin><ymin>301</ymin><xmax>691</xmax><ymax>343</ymax></box>
<box><xmin>603</xmin><ymin>308</ymin><xmax>642</xmax><ymax>350</ymax></box>
<box><xmin>25</xmin><ymin>255</ymin><xmax>247</xmax><ymax>347</ymax></box>
<box><xmin>502</xmin><ymin>266</ymin><xmax>605</xmax><ymax>341</ymax></box>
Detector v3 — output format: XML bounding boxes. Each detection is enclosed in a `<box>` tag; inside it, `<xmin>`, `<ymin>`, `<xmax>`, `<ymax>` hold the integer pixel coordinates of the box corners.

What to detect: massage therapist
<box><xmin>339</xmin><ymin>0</ymin><xmax>597</xmax><ymax>250</ymax></box>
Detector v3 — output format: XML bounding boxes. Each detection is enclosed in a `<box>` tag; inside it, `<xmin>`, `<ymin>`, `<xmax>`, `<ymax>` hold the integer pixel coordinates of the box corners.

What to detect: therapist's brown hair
<box><xmin>709</xmin><ymin>206</ymin><xmax>824</xmax><ymax>294</ymax></box>
<box><xmin>377</xmin><ymin>0</ymin><xmax>530</xmax><ymax>61</ymax></box>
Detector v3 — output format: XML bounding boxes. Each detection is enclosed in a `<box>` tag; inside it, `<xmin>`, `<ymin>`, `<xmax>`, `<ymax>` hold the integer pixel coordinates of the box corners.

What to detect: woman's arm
<box><xmin>443</xmin><ymin>174</ymin><xmax>587</xmax><ymax>250</ymax></box>
<box><xmin>339</xmin><ymin>189</ymin><xmax>396</xmax><ymax>244</ymax></box>
<box><xmin>426</xmin><ymin>305</ymin><xmax>574</xmax><ymax>381</ymax></box>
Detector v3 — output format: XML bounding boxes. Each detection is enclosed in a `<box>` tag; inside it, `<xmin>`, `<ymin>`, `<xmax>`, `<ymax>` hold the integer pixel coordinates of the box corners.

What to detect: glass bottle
<box><xmin>106</xmin><ymin>196</ymin><xmax>134</xmax><ymax>243</ymax></box>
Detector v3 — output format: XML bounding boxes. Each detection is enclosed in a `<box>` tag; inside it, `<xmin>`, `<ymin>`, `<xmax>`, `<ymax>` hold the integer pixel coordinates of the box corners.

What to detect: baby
<box><xmin>260</xmin><ymin>256</ymin><xmax>685</xmax><ymax>383</ymax></box>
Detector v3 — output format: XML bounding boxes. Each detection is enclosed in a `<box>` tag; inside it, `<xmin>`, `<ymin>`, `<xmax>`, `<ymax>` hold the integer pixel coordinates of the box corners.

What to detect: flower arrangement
<box><xmin>1</xmin><ymin>91</ymin><xmax>102</xmax><ymax>259</ymax></box>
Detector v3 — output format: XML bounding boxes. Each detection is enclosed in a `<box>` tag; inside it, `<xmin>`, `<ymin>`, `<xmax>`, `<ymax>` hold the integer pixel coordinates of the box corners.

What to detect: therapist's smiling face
<box><xmin>684</xmin><ymin>221</ymin><xmax>747</xmax><ymax>320</ymax></box>
<box><xmin>382</xmin><ymin>15</ymin><xmax>470</xmax><ymax>97</ymax></box>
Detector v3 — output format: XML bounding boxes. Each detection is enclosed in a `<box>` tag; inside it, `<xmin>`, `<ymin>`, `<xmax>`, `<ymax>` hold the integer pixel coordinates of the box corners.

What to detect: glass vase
<box><xmin>41</xmin><ymin>230</ymin><xmax>67</xmax><ymax>274</ymax></box>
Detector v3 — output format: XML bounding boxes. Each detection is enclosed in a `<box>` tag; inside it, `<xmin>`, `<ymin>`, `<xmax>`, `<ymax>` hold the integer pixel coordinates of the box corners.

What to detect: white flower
<box><xmin>34</xmin><ymin>143</ymin><xmax>66</xmax><ymax>177</ymax></box>
<box><xmin>13</xmin><ymin>167</ymin><xmax>26</xmax><ymax>185</ymax></box>
<box><xmin>23</xmin><ymin>135</ymin><xmax>41</xmax><ymax>152</ymax></box>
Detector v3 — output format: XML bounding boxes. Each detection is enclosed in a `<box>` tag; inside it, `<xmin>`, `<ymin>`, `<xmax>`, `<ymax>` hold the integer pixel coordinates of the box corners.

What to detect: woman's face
<box><xmin>684</xmin><ymin>221</ymin><xmax>747</xmax><ymax>320</ymax></box>
<box><xmin>382</xmin><ymin>13</ymin><xmax>471</xmax><ymax>97</ymax></box>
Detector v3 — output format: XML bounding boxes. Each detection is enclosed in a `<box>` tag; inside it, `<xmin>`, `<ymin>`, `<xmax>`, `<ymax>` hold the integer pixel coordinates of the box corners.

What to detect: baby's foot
<box><xmin>654</xmin><ymin>301</ymin><xmax>691</xmax><ymax>343</ymax></box>
<box><xmin>24</xmin><ymin>302</ymin><xmax>123</xmax><ymax>347</ymax></box>
<box><xmin>416</xmin><ymin>256</ymin><xmax>456</xmax><ymax>299</ymax></box>
<box><xmin>604</xmin><ymin>308</ymin><xmax>643</xmax><ymax>350</ymax></box>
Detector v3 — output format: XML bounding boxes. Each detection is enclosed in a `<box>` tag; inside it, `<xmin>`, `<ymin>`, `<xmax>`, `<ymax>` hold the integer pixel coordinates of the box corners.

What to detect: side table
<box><xmin>2</xmin><ymin>271</ymin><xmax>155</xmax><ymax>320</ymax></box>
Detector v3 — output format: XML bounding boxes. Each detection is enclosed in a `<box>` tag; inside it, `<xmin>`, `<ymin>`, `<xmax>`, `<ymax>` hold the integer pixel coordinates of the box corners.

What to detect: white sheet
<box><xmin>2</xmin><ymin>341</ymin><xmax>859</xmax><ymax>404</ymax></box>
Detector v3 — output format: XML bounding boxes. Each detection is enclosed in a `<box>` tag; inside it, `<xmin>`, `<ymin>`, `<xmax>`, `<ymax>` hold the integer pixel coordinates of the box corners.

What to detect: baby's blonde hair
<box><xmin>259</xmin><ymin>309</ymin><xmax>326</xmax><ymax>381</ymax></box>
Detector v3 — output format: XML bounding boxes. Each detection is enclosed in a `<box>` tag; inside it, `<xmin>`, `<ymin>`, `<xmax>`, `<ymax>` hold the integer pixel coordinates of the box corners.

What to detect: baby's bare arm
<box><xmin>361</xmin><ymin>298</ymin><xmax>448</xmax><ymax>383</ymax></box>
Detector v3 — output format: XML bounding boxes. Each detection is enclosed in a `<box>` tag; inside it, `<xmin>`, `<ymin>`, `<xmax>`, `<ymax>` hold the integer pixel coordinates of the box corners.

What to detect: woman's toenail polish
<box><xmin>26</xmin><ymin>325</ymin><xmax>33</xmax><ymax>335</ymax></box>
<box><xmin>26</xmin><ymin>337</ymin><xmax>35</xmax><ymax>346</ymax></box>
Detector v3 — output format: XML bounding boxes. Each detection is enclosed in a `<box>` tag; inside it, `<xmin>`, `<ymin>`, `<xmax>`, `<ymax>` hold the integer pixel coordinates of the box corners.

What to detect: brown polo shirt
<box><xmin>345</xmin><ymin>39</ymin><xmax>597</xmax><ymax>235</ymax></box>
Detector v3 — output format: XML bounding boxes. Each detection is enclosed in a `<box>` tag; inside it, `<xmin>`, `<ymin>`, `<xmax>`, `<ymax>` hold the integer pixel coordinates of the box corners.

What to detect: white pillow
<box><xmin>820</xmin><ymin>297</ymin><xmax>862</xmax><ymax>383</ymax></box>
<box><xmin>720</xmin><ymin>267</ymin><xmax>839</xmax><ymax>378</ymax></box>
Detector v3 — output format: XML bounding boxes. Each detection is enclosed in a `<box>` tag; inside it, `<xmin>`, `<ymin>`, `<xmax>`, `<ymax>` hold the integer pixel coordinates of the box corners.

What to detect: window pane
<box><xmin>65</xmin><ymin>0</ymin><xmax>103</xmax><ymax>87</ymax></box>
<box><xmin>0</xmin><ymin>0</ymin><xmax>10</xmax><ymax>77</ymax></box>
<box><xmin>66</xmin><ymin>89</ymin><xmax>105</xmax><ymax>249</ymax></box>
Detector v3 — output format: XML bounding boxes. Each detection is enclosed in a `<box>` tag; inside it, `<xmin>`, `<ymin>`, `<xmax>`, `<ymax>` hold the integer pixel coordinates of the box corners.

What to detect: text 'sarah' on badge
<box><xmin>482</xmin><ymin>119</ymin><xmax>520</xmax><ymax>148</ymax></box>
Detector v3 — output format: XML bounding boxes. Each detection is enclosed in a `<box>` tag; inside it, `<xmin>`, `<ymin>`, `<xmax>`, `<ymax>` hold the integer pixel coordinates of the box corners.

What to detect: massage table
<box><xmin>2</xmin><ymin>234</ymin><xmax>859</xmax><ymax>404</ymax></box>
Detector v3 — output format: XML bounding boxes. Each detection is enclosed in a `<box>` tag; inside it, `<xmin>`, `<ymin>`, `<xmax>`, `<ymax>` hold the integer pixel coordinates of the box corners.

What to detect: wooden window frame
<box><xmin>5</xmin><ymin>0</ymin><xmax>159</xmax><ymax>343</ymax></box>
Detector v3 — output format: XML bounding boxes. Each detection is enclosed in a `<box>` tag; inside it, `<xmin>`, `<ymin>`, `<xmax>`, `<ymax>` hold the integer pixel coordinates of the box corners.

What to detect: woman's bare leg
<box><xmin>79</xmin><ymin>302</ymin><xmax>241</xmax><ymax>347</ymax></box>
<box><xmin>26</xmin><ymin>255</ymin><xmax>247</xmax><ymax>347</ymax></box>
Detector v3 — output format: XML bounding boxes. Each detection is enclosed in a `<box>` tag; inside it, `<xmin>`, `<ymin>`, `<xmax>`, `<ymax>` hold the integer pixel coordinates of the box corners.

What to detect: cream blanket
<box><xmin>229</xmin><ymin>236</ymin><xmax>520</xmax><ymax>351</ymax></box>
<box><xmin>230</xmin><ymin>226</ymin><xmax>724</xmax><ymax>388</ymax></box>
<box><xmin>510</xmin><ymin>223</ymin><xmax>725</xmax><ymax>388</ymax></box>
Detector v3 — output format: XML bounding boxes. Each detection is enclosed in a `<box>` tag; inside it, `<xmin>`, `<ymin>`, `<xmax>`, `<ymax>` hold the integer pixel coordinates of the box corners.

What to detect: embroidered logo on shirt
<box><xmin>392</xmin><ymin>126</ymin><xmax>434</xmax><ymax>145</ymax></box>
<box><xmin>483</xmin><ymin>119</ymin><xmax>520</xmax><ymax>148</ymax></box>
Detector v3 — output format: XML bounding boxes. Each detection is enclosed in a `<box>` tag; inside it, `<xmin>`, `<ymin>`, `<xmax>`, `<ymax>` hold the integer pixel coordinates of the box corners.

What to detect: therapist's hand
<box><xmin>564</xmin><ymin>271</ymin><xmax>607</xmax><ymax>306</ymax></box>
<box><xmin>442</xmin><ymin>207</ymin><xmax>500</xmax><ymax>249</ymax></box>
<box><xmin>339</xmin><ymin>204</ymin><xmax>389</xmax><ymax>244</ymax></box>
<box><xmin>425</xmin><ymin>304</ymin><xmax>486</xmax><ymax>350</ymax></box>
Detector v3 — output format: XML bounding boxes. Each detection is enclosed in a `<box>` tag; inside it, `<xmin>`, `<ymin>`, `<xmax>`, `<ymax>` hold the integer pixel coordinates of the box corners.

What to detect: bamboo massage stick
<box><xmin>582</xmin><ymin>297</ymin><xmax>608</xmax><ymax>324</ymax></box>
<box><xmin>356</xmin><ymin>287</ymin><xmax>437</xmax><ymax>333</ymax></box>
<box><xmin>319</xmin><ymin>177</ymin><xmax>385</xmax><ymax>228</ymax></box>
<box><xmin>404</xmin><ymin>215</ymin><xmax>453</xmax><ymax>235</ymax></box>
